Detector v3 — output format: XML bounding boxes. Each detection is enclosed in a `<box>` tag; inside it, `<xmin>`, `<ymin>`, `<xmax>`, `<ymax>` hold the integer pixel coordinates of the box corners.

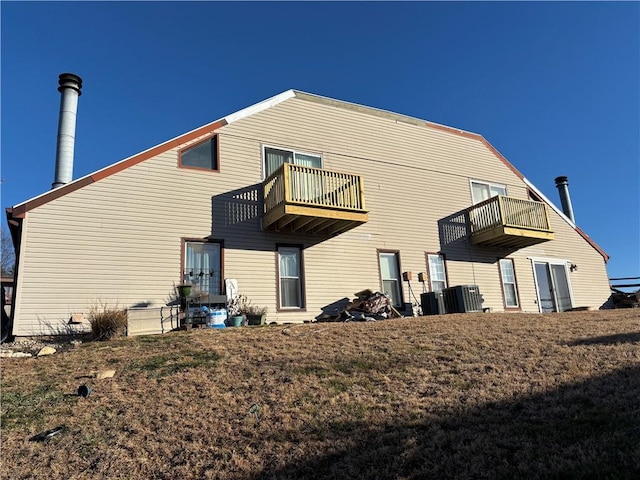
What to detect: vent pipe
<box><xmin>554</xmin><ymin>176</ymin><xmax>575</xmax><ymax>223</ymax></box>
<box><xmin>52</xmin><ymin>73</ymin><xmax>83</xmax><ymax>189</ymax></box>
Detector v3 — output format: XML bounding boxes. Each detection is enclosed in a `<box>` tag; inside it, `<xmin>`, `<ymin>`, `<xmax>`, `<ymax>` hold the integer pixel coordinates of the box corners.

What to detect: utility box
<box><xmin>420</xmin><ymin>291</ymin><xmax>447</xmax><ymax>315</ymax></box>
<box><xmin>442</xmin><ymin>285</ymin><xmax>484</xmax><ymax>313</ymax></box>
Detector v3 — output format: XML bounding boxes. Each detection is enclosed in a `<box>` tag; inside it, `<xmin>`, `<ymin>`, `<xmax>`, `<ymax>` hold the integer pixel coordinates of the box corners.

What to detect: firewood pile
<box><xmin>611</xmin><ymin>288</ymin><xmax>640</xmax><ymax>308</ymax></box>
<box><xmin>318</xmin><ymin>289</ymin><xmax>403</xmax><ymax>322</ymax></box>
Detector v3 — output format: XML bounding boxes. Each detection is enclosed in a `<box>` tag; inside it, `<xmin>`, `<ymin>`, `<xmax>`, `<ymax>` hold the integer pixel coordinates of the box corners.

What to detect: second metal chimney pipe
<box><xmin>554</xmin><ymin>176</ymin><xmax>575</xmax><ymax>223</ymax></box>
<box><xmin>52</xmin><ymin>73</ymin><xmax>83</xmax><ymax>189</ymax></box>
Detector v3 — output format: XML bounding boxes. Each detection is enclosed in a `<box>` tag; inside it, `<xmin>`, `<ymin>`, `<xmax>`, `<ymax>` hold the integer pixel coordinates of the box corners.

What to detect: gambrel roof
<box><xmin>7</xmin><ymin>90</ymin><xmax>608</xmax><ymax>260</ymax></box>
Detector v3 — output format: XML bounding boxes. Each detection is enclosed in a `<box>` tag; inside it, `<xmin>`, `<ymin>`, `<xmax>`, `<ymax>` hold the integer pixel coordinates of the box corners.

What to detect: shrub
<box><xmin>88</xmin><ymin>303</ymin><xmax>128</xmax><ymax>340</ymax></box>
<box><xmin>227</xmin><ymin>294</ymin><xmax>251</xmax><ymax>316</ymax></box>
<box><xmin>246</xmin><ymin>305</ymin><xmax>268</xmax><ymax>316</ymax></box>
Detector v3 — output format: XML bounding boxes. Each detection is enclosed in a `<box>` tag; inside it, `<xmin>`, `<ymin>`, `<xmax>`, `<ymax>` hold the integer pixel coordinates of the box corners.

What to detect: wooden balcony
<box><xmin>468</xmin><ymin>195</ymin><xmax>554</xmax><ymax>248</ymax></box>
<box><xmin>263</xmin><ymin>163</ymin><xmax>368</xmax><ymax>235</ymax></box>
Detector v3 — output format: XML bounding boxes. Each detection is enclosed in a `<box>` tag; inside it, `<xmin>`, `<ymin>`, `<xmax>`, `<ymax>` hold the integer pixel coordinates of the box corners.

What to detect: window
<box><xmin>183</xmin><ymin>240</ymin><xmax>222</xmax><ymax>295</ymax></box>
<box><xmin>264</xmin><ymin>146</ymin><xmax>322</xmax><ymax>178</ymax></box>
<box><xmin>427</xmin><ymin>253</ymin><xmax>448</xmax><ymax>292</ymax></box>
<box><xmin>278</xmin><ymin>246</ymin><xmax>304</xmax><ymax>309</ymax></box>
<box><xmin>499</xmin><ymin>259</ymin><xmax>520</xmax><ymax>309</ymax></box>
<box><xmin>179</xmin><ymin>136</ymin><xmax>218</xmax><ymax>171</ymax></box>
<box><xmin>379</xmin><ymin>251</ymin><xmax>402</xmax><ymax>307</ymax></box>
<box><xmin>470</xmin><ymin>180</ymin><xmax>506</xmax><ymax>204</ymax></box>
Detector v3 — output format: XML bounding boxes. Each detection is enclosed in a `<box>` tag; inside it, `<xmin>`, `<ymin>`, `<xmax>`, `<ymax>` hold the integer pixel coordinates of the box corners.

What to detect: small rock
<box><xmin>36</xmin><ymin>346</ymin><xmax>57</xmax><ymax>357</ymax></box>
<box><xmin>95</xmin><ymin>370</ymin><xmax>116</xmax><ymax>379</ymax></box>
<box><xmin>0</xmin><ymin>351</ymin><xmax>32</xmax><ymax>358</ymax></box>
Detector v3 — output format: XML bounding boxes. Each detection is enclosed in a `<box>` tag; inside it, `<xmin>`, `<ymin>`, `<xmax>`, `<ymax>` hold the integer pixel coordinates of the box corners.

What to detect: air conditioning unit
<box><xmin>420</xmin><ymin>291</ymin><xmax>447</xmax><ymax>315</ymax></box>
<box><xmin>442</xmin><ymin>285</ymin><xmax>484</xmax><ymax>313</ymax></box>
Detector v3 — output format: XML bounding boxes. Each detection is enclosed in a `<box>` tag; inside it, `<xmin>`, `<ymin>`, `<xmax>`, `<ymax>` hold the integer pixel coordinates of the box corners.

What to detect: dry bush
<box><xmin>87</xmin><ymin>303</ymin><xmax>127</xmax><ymax>340</ymax></box>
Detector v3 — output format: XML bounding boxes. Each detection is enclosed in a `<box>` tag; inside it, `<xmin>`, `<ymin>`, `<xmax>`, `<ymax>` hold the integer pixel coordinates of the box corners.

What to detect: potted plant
<box><xmin>245</xmin><ymin>305</ymin><xmax>268</xmax><ymax>326</ymax></box>
<box><xmin>176</xmin><ymin>283</ymin><xmax>193</xmax><ymax>298</ymax></box>
<box><xmin>226</xmin><ymin>294</ymin><xmax>250</xmax><ymax>327</ymax></box>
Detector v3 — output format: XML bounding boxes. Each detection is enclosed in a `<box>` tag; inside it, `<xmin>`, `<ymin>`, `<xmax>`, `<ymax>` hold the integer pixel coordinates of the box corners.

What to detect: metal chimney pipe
<box><xmin>554</xmin><ymin>176</ymin><xmax>575</xmax><ymax>223</ymax></box>
<box><xmin>52</xmin><ymin>73</ymin><xmax>83</xmax><ymax>189</ymax></box>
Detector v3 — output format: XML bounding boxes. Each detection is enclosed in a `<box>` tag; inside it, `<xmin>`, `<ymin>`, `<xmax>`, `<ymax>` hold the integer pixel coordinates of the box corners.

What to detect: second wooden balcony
<box><xmin>263</xmin><ymin>163</ymin><xmax>368</xmax><ymax>235</ymax></box>
<box><xmin>468</xmin><ymin>195</ymin><xmax>555</xmax><ymax>249</ymax></box>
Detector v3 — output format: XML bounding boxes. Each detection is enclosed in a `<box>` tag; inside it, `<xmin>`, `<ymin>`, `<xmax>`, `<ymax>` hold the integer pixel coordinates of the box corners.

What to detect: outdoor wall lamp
<box><xmin>570</xmin><ymin>263</ymin><xmax>578</xmax><ymax>272</ymax></box>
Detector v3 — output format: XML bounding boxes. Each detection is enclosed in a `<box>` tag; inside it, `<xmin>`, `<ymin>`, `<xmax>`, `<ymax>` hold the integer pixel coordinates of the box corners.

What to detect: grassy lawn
<box><xmin>1</xmin><ymin>310</ymin><xmax>639</xmax><ymax>479</ymax></box>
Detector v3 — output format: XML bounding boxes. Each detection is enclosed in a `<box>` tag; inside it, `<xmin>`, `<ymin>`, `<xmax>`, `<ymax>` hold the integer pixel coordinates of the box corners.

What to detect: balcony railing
<box><xmin>468</xmin><ymin>195</ymin><xmax>554</xmax><ymax>248</ymax></box>
<box><xmin>263</xmin><ymin>163</ymin><xmax>368</xmax><ymax>234</ymax></box>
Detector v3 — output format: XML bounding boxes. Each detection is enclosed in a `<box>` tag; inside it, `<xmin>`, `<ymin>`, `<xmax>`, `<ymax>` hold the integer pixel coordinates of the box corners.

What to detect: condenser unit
<box><xmin>442</xmin><ymin>285</ymin><xmax>484</xmax><ymax>313</ymax></box>
<box><xmin>420</xmin><ymin>291</ymin><xmax>447</xmax><ymax>315</ymax></box>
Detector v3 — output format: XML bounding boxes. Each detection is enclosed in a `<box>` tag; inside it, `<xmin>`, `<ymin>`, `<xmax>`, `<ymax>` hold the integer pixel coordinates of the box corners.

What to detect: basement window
<box><xmin>179</xmin><ymin>136</ymin><xmax>219</xmax><ymax>171</ymax></box>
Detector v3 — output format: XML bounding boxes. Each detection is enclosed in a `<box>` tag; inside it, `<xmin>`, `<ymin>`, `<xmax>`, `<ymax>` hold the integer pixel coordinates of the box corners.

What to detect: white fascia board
<box><xmin>523</xmin><ymin>177</ymin><xmax>576</xmax><ymax>229</ymax></box>
<box><xmin>224</xmin><ymin>90</ymin><xmax>296</xmax><ymax>125</ymax></box>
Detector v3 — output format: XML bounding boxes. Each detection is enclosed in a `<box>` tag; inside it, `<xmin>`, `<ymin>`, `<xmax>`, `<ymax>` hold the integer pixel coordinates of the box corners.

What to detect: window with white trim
<box><xmin>379</xmin><ymin>251</ymin><xmax>402</xmax><ymax>307</ymax></box>
<box><xmin>471</xmin><ymin>180</ymin><xmax>506</xmax><ymax>204</ymax></box>
<box><xmin>499</xmin><ymin>259</ymin><xmax>519</xmax><ymax>308</ymax></box>
<box><xmin>264</xmin><ymin>146</ymin><xmax>322</xmax><ymax>178</ymax></box>
<box><xmin>278</xmin><ymin>246</ymin><xmax>303</xmax><ymax>309</ymax></box>
<box><xmin>427</xmin><ymin>254</ymin><xmax>447</xmax><ymax>292</ymax></box>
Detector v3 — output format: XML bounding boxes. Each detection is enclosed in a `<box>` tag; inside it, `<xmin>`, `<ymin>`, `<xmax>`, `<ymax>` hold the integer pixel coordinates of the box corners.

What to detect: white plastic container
<box><xmin>207</xmin><ymin>308</ymin><xmax>227</xmax><ymax>328</ymax></box>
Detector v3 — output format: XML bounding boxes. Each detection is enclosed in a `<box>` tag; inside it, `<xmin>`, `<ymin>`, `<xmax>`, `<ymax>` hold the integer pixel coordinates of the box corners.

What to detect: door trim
<box><xmin>529</xmin><ymin>258</ymin><xmax>574</xmax><ymax>313</ymax></box>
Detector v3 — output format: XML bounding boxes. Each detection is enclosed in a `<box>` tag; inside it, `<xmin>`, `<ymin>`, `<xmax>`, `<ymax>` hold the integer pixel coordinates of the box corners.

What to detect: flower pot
<box><xmin>231</xmin><ymin>315</ymin><xmax>244</xmax><ymax>327</ymax></box>
<box><xmin>177</xmin><ymin>284</ymin><xmax>192</xmax><ymax>298</ymax></box>
<box><xmin>246</xmin><ymin>314</ymin><xmax>266</xmax><ymax>326</ymax></box>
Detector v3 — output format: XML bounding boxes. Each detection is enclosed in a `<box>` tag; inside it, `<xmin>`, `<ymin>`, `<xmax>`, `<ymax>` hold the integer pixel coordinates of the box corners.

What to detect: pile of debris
<box><xmin>318</xmin><ymin>290</ymin><xmax>403</xmax><ymax>322</ymax></box>
<box><xmin>611</xmin><ymin>288</ymin><xmax>640</xmax><ymax>308</ymax></box>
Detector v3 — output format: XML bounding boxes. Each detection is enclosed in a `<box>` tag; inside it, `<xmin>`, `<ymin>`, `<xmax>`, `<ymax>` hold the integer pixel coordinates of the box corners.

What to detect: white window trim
<box><xmin>262</xmin><ymin>144</ymin><xmax>323</xmax><ymax>179</ymax></box>
<box><xmin>528</xmin><ymin>257</ymin><xmax>575</xmax><ymax>313</ymax></box>
<box><xmin>427</xmin><ymin>253</ymin><xmax>448</xmax><ymax>292</ymax></box>
<box><xmin>379</xmin><ymin>251</ymin><xmax>403</xmax><ymax>307</ymax></box>
<box><xmin>499</xmin><ymin>259</ymin><xmax>519</xmax><ymax>308</ymax></box>
<box><xmin>469</xmin><ymin>179</ymin><xmax>507</xmax><ymax>204</ymax></box>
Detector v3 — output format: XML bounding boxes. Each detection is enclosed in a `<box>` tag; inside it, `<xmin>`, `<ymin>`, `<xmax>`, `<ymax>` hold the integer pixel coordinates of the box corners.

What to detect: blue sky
<box><xmin>1</xmin><ymin>1</ymin><xmax>638</xmax><ymax>281</ymax></box>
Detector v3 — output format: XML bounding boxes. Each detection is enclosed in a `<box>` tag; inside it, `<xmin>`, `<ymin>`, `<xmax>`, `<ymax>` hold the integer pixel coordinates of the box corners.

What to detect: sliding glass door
<box><xmin>533</xmin><ymin>261</ymin><xmax>572</xmax><ymax>312</ymax></box>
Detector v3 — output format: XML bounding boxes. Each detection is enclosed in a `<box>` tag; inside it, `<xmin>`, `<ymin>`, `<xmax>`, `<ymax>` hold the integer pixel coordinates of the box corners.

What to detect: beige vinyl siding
<box><xmin>13</xmin><ymin>95</ymin><xmax>611</xmax><ymax>335</ymax></box>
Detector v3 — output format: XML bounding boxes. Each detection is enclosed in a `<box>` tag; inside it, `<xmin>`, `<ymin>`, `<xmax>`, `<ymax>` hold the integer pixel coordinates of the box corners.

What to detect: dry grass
<box><xmin>1</xmin><ymin>310</ymin><xmax>639</xmax><ymax>479</ymax></box>
<box><xmin>87</xmin><ymin>304</ymin><xmax>127</xmax><ymax>341</ymax></box>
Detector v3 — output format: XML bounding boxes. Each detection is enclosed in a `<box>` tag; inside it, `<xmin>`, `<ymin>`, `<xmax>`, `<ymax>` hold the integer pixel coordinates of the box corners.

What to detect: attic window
<box><xmin>179</xmin><ymin>136</ymin><xmax>219</xmax><ymax>171</ymax></box>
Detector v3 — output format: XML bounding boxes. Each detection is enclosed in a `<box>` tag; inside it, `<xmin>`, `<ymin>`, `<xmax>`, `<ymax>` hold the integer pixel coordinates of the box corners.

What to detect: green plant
<box><xmin>88</xmin><ymin>303</ymin><xmax>128</xmax><ymax>341</ymax></box>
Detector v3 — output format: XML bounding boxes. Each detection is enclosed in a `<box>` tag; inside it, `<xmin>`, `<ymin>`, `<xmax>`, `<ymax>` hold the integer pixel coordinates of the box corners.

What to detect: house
<box><xmin>5</xmin><ymin>85</ymin><xmax>611</xmax><ymax>337</ymax></box>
